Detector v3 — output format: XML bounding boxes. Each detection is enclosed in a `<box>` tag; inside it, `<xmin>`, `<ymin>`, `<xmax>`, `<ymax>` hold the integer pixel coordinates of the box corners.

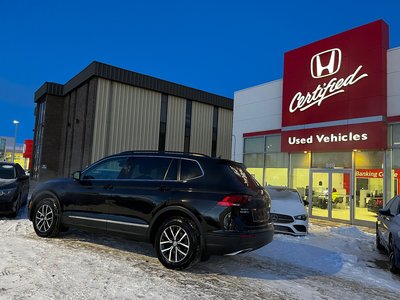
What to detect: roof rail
<box><xmin>117</xmin><ymin>150</ymin><xmax>211</xmax><ymax>158</ymax></box>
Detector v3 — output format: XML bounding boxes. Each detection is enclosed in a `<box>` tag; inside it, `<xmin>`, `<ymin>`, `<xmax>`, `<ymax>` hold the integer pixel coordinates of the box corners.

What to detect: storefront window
<box><xmin>244</xmin><ymin>137</ymin><xmax>264</xmax><ymax>153</ymax></box>
<box><xmin>243</xmin><ymin>153</ymin><xmax>264</xmax><ymax>184</ymax></box>
<box><xmin>290</xmin><ymin>152</ymin><xmax>310</xmax><ymax>200</ymax></box>
<box><xmin>354</xmin><ymin>151</ymin><xmax>384</xmax><ymax>223</ymax></box>
<box><xmin>311</xmin><ymin>152</ymin><xmax>352</xmax><ymax>169</ymax></box>
<box><xmin>264</xmin><ymin>153</ymin><xmax>288</xmax><ymax>186</ymax></box>
<box><xmin>243</xmin><ymin>135</ymin><xmax>288</xmax><ymax>187</ymax></box>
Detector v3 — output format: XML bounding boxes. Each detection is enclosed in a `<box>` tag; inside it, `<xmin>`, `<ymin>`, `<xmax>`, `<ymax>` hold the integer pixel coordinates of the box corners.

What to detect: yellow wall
<box><xmin>4</xmin><ymin>151</ymin><xmax>29</xmax><ymax>169</ymax></box>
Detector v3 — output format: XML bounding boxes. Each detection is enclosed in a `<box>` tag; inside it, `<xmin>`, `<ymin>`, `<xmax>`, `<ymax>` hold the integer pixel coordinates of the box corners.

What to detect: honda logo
<box><xmin>311</xmin><ymin>48</ymin><xmax>342</xmax><ymax>78</ymax></box>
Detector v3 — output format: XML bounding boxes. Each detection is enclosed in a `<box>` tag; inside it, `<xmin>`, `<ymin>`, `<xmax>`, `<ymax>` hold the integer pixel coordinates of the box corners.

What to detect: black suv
<box><xmin>29</xmin><ymin>151</ymin><xmax>273</xmax><ymax>269</ymax></box>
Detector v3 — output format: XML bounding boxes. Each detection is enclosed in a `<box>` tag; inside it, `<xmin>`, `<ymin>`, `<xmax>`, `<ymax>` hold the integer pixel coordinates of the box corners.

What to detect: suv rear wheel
<box><xmin>155</xmin><ymin>217</ymin><xmax>200</xmax><ymax>270</ymax></box>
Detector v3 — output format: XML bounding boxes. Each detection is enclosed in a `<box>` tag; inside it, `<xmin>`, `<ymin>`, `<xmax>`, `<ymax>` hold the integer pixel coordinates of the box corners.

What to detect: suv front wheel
<box><xmin>155</xmin><ymin>217</ymin><xmax>200</xmax><ymax>270</ymax></box>
<box><xmin>33</xmin><ymin>197</ymin><xmax>60</xmax><ymax>238</ymax></box>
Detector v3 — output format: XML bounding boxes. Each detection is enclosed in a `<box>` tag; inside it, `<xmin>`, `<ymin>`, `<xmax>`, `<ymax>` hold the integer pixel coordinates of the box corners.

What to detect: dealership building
<box><xmin>233</xmin><ymin>20</ymin><xmax>400</xmax><ymax>227</ymax></box>
<box><xmin>33</xmin><ymin>62</ymin><xmax>233</xmax><ymax>181</ymax></box>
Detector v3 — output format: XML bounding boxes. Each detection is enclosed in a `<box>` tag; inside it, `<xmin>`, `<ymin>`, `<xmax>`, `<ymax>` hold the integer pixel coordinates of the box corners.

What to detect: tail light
<box><xmin>217</xmin><ymin>195</ymin><xmax>252</xmax><ymax>207</ymax></box>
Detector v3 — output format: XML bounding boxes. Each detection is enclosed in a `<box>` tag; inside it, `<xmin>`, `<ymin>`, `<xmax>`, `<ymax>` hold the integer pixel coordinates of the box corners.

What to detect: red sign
<box><xmin>281</xmin><ymin>122</ymin><xmax>386</xmax><ymax>152</ymax></box>
<box><xmin>281</xmin><ymin>20</ymin><xmax>388</xmax><ymax>152</ymax></box>
<box><xmin>23</xmin><ymin>140</ymin><xmax>33</xmax><ymax>159</ymax></box>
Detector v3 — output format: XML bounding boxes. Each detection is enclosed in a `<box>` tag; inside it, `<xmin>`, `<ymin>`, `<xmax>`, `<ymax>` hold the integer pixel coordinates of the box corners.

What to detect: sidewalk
<box><xmin>310</xmin><ymin>217</ymin><xmax>375</xmax><ymax>234</ymax></box>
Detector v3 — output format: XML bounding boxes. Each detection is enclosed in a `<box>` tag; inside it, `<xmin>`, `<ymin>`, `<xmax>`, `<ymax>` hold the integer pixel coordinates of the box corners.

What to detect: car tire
<box><xmin>33</xmin><ymin>197</ymin><xmax>60</xmax><ymax>238</ymax></box>
<box><xmin>155</xmin><ymin>217</ymin><xmax>200</xmax><ymax>270</ymax></box>
<box><xmin>376</xmin><ymin>227</ymin><xmax>385</xmax><ymax>251</ymax></box>
<box><xmin>389</xmin><ymin>238</ymin><xmax>400</xmax><ymax>274</ymax></box>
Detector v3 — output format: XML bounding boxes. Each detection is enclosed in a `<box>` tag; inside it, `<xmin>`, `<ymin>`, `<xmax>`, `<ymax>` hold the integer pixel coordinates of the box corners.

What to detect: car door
<box><xmin>107</xmin><ymin>156</ymin><xmax>178</xmax><ymax>240</ymax></box>
<box><xmin>61</xmin><ymin>156</ymin><xmax>129</xmax><ymax>230</ymax></box>
<box><xmin>380</xmin><ymin>197</ymin><xmax>399</xmax><ymax>246</ymax></box>
<box><xmin>15</xmin><ymin>164</ymin><xmax>29</xmax><ymax>201</ymax></box>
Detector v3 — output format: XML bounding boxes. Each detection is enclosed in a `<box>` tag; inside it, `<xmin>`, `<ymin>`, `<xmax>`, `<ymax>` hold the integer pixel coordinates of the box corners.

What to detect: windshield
<box><xmin>0</xmin><ymin>165</ymin><xmax>16</xmax><ymax>179</ymax></box>
<box><xmin>267</xmin><ymin>188</ymin><xmax>301</xmax><ymax>202</ymax></box>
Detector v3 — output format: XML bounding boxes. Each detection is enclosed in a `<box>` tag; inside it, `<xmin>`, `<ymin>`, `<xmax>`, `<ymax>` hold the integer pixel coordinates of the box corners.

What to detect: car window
<box><xmin>180</xmin><ymin>159</ymin><xmax>203</xmax><ymax>181</ymax></box>
<box><xmin>390</xmin><ymin>196</ymin><xmax>400</xmax><ymax>216</ymax></box>
<box><xmin>228</xmin><ymin>164</ymin><xmax>259</xmax><ymax>189</ymax></box>
<box><xmin>15</xmin><ymin>164</ymin><xmax>25</xmax><ymax>177</ymax></box>
<box><xmin>130</xmin><ymin>157</ymin><xmax>173</xmax><ymax>180</ymax></box>
<box><xmin>385</xmin><ymin>198</ymin><xmax>395</xmax><ymax>210</ymax></box>
<box><xmin>164</xmin><ymin>159</ymin><xmax>178</xmax><ymax>181</ymax></box>
<box><xmin>0</xmin><ymin>164</ymin><xmax>16</xmax><ymax>179</ymax></box>
<box><xmin>83</xmin><ymin>157</ymin><xmax>128</xmax><ymax>180</ymax></box>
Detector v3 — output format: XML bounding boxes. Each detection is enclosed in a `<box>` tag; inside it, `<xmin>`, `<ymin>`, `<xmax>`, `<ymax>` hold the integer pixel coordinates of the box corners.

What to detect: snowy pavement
<box><xmin>1</xmin><ymin>207</ymin><xmax>399</xmax><ymax>300</ymax></box>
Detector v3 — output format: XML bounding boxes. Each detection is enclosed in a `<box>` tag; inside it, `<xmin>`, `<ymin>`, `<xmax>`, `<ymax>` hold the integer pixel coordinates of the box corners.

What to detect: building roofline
<box><xmin>35</xmin><ymin>61</ymin><xmax>233</xmax><ymax>109</ymax></box>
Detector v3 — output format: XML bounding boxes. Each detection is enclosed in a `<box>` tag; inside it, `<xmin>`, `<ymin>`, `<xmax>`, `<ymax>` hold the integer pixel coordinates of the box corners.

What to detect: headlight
<box><xmin>0</xmin><ymin>188</ymin><xmax>17</xmax><ymax>197</ymax></box>
<box><xmin>294</xmin><ymin>214</ymin><xmax>308</xmax><ymax>221</ymax></box>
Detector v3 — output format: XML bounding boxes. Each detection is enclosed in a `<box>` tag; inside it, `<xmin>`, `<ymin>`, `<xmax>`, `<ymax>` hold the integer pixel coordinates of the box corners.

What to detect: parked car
<box><xmin>0</xmin><ymin>162</ymin><xmax>30</xmax><ymax>217</ymax></box>
<box><xmin>29</xmin><ymin>151</ymin><xmax>273</xmax><ymax>269</ymax></box>
<box><xmin>265</xmin><ymin>186</ymin><xmax>308</xmax><ymax>236</ymax></box>
<box><xmin>376</xmin><ymin>195</ymin><xmax>400</xmax><ymax>274</ymax></box>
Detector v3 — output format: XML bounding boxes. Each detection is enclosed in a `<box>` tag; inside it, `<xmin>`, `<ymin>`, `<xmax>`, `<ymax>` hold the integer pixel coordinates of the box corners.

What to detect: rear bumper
<box><xmin>205</xmin><ymin>224</ymin><xmax>274</xmax><ymax>255</ymax></box>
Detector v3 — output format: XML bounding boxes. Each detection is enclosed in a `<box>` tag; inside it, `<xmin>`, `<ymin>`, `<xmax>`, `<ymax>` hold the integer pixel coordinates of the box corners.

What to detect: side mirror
<box><xmin>378</xmin><ymin>208</ymin><xmax>393</xmax><ymax>217</ymax></box>
<box><xmin>72</xmin><ymin>171</ymin><xmax>81</xmax><ymax>181</ymax></box>
<box><xmin>303</xmin><ymin>200</ymin><xmax>309</xmax><ymax>206</ymax></box>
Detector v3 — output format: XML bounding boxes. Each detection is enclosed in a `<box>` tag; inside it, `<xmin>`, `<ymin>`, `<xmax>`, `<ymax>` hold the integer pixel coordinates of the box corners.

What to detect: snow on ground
<box><xmin>1</xmin><ymin>206</ymin><xmax>399</xmax><ymax>300</ymax></box>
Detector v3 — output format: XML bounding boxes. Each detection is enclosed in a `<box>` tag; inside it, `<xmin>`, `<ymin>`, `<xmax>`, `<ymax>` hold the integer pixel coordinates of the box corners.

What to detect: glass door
<box><xmin>310</xmin><ymin>172</ymin><xmax>329</xmax><ymax>218</ymax></box>
<box><xmin>309</xmin><ymin>170</ymin><xmax>353</xmax><ymax>222</ymax></box>
<box><xmin>331</xmin><ymin>172</ymin><xmax>351</xmax><ymax>222</ymax></box>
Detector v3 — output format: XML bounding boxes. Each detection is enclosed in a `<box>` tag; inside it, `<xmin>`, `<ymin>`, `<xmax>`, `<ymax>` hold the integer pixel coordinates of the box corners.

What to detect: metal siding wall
<box><xmin>91</xmin><ymin>78</ymin><xmax>111</xmax><ymax>162</ymax></box>
<box><xmin>217</xmin><ymin>108</ymin><xmax>233</xmax><ymax>159</ymax></box>
<box><xmin>165</xmin><ymin>96</ymin><xmax>186</xmax><ymax>151</ymax></box>
<box><xmin>190</xmin><ymin>102</ymin><xmax>213</xmax><ymax>155</ymax></box>
<box><xmin>91</xmin><ymin>79</ymin><xmax>161</xmax><ymax>162</ymax></box>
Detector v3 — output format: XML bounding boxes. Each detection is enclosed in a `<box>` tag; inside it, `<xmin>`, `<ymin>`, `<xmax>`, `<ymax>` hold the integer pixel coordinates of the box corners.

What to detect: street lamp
<box><xmin>12</xmin><ymin>120</ymin><xmax>19</xmax><ymax>163</ymax></box>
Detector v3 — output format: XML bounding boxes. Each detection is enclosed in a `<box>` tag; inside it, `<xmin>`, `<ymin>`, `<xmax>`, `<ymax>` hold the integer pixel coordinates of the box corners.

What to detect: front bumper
<box><xmin>205</xmin><ymin>223</ymin><xmax>274</xmax><ymax>255</ymax></box>
<box><xmin>273</xmin><ymin>220</ymin><xmax>308</xmax><ymax>236</ymax></box>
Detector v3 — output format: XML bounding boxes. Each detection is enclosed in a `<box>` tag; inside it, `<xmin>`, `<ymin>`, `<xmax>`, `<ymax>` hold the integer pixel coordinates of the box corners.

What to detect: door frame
<box><xmin>309</xmin><ymin>168</ymin><xmax>354</xmax><ymax>224</ymax></box>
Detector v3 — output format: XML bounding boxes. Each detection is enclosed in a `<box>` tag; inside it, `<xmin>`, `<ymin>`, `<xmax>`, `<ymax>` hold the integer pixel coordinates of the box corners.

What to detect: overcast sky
<box><xmin>1</xmin><ymin>0</ymin><xmax>399</xmax><ymax>143</ymax></box>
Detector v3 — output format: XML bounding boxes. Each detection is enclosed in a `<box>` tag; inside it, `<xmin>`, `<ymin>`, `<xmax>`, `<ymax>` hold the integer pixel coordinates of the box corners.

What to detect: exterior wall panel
<box><xmin>69</xmin><ymin>83</ymin><xmax>89</xmax><ymax>174</ymax></box>
<box><xmin>165</xmin><ymin>96</ymin><xmax>186</xmax><ymax>151</ymax></box>
<box><xmin>190</xmin><ymin>102</ymin><xmax>213</xmax><ymax>155</ymax></box>
<box><xmin>92</xmin><ymin>79</ymin><xmax>161</xmax><ymax>162</ymax></box>
<box><xmin>91</xmin><ymin>78</ymin><xmax>112</xmax><ymax>162</ymax></box>
<box><xmin>217</xmin><ymin>108</ymin><xmax>233</xmax><ymax>159</ymax></box>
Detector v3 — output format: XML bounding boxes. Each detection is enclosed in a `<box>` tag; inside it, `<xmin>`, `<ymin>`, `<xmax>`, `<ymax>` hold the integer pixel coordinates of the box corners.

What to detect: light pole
<box><xmin>12</xmin><ymin>120</ymin><xmax>19</xmax><ymax>163</ymax></box>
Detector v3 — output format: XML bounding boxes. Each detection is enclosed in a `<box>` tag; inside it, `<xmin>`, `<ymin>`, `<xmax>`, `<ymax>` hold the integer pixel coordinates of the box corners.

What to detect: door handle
<box><xmin>159</xmin><ymin>185</ymin><xmax>170</xmax><ymax>192</ymax></box>
<box><xmin>104</xmin><ymin>184</ymin><xmax>113</xmax><ymax>190</ymax></box>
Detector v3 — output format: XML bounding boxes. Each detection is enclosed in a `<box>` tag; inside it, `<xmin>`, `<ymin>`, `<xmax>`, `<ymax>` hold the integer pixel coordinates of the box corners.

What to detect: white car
<box><xmin>266</xmin><ymin>186</ymin><xmax>309</xmax><ymax>236</ymax></box>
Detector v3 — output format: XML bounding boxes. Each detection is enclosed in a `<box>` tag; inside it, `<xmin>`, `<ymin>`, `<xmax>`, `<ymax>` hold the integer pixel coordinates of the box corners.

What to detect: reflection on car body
<box><xmin>266</xmin><ymin>186</ymin><xmax>309</xmax><ymax>236</ymax></box>
<box><xmin>376</xmin><ymin>195</ymin><xmax>400</xmax><ymax>274</ymax></box>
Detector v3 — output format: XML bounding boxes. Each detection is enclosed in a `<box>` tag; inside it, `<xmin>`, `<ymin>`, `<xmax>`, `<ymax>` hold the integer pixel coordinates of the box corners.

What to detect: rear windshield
<box><xmin>267</xmin><ymin>188</ymin><xmax>301</xmax><ymax>202</ymax></box>
<box><xmin>228</xmin><ymin>163</ymin><xmax>260</xmax><ymax>189</ymax></box>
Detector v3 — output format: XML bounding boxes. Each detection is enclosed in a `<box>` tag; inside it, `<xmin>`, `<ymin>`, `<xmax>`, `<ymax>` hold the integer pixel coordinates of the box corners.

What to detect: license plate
<box><xmin>251</xmin><ymin>208</ymin><xmax>267</xmax><ymax>222</ymax></box>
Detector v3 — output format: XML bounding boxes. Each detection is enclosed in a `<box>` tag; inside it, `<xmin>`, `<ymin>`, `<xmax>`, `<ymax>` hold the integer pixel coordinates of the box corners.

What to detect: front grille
<box><xmin>274</xmin><ymin>225</ymin><xmax>294</xmax><ymax>233</ymax></box>
<box><xmin>270</xmin><ymin>213</ymin><xmax>294</xmax><ymax>224</ymax></box>
<box><xmin>293</xmin><ymin>225</ymin><xmax>307</xmax><ymax>232</ymax></box>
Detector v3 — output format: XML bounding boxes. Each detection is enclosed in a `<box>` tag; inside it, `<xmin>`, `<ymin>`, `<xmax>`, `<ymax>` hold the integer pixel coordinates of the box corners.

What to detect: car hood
<box><xmin>271</xmin><ymin>199</ymin><xmax>307</xmax><ymax>216</ymax></box>
<box><xmin>0</xmin><ymin>178</ymin><xmax>17</xmax><ymax>188</ymax></box>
